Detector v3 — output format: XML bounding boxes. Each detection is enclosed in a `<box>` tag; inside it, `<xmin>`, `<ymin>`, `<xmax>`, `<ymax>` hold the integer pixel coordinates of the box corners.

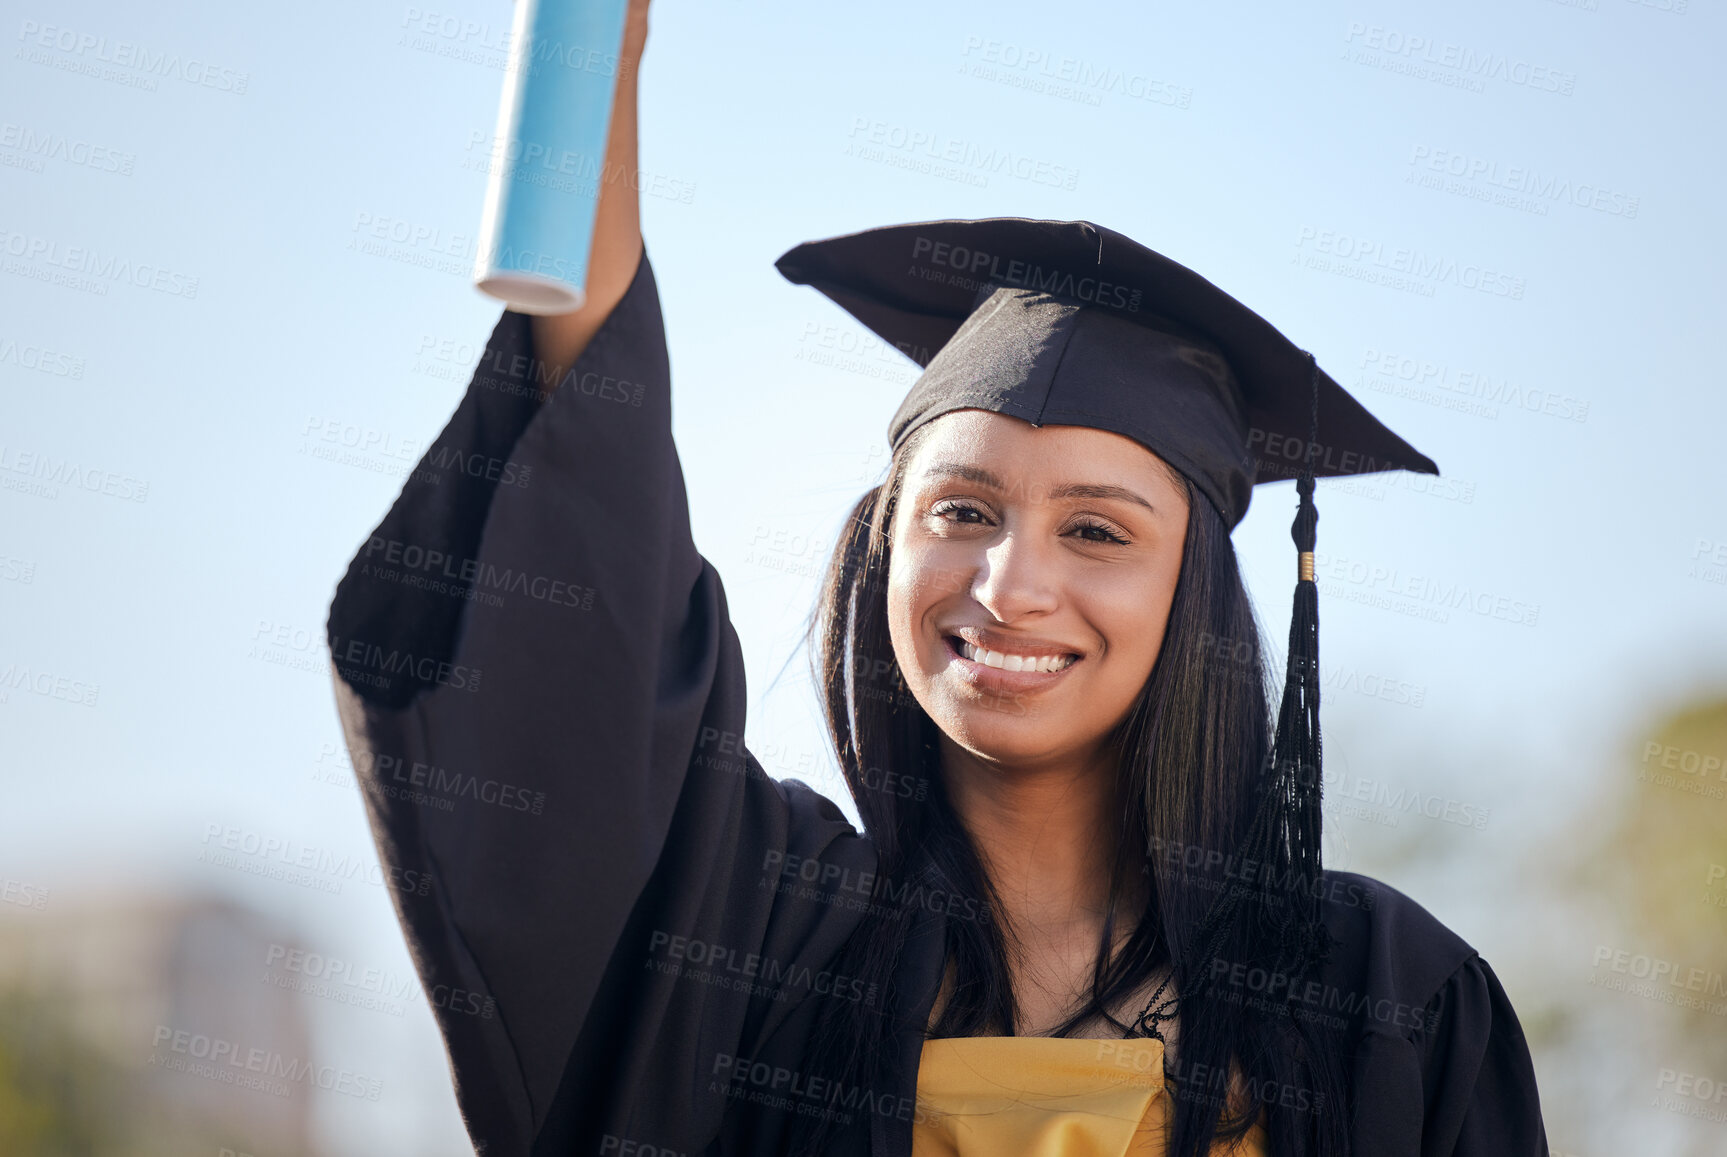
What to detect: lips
<box><xmin>954</xmin><ymin>638</ymin><xmax>1075</xmax><ymax>673</ymax></box>
<box><xmin>946</xmin><ymin>625</ymin><xmax>1082</xmax><ymax>662</ymax></box>
<box><xmin>940</xmin><ymin>627</ymin><xmax>1083</xmax><ymax>695</ymax></box>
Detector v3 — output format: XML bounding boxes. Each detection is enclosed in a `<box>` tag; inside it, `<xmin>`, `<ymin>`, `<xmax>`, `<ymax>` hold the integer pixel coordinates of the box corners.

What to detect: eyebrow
<box><xmin>922</xmin><ymin>462</ymin><xmax>1158</xmax><ymax>513</ymax></box>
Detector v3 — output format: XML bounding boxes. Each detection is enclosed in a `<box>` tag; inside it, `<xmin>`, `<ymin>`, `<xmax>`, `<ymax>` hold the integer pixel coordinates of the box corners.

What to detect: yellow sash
<box><xmin>912</xmin><ymin>1037</ymin><xmax>1268</xmax><ymax>1157</ymax></box>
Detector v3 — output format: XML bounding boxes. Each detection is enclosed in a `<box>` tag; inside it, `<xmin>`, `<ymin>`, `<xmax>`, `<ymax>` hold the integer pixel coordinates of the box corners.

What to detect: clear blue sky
<box><xmin>3</xmin><ymin>0</ymin><xmax>1722</xmax><ymax>1150</ymax></box>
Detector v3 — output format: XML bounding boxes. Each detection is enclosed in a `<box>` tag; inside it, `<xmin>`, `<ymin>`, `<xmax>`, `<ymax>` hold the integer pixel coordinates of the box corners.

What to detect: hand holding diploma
<box><xmin>519</xmin><ymin>0</ymin><xmax>649</xmax><ymax>399</ymax></box>
<box><xmin>474</xmin><ymin>0</ymin><xmax>652</xmax><ymax>362</ymax></box>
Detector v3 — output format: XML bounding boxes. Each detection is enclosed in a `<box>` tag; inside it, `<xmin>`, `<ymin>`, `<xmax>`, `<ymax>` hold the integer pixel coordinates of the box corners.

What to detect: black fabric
<box><xmin>774</xmin><ymin>217</ymin><xmax>1440</xmax><ymax>528</ymax></box>
<box><xmin>895</xmin><ymin>283</ymin><xmax>1256</xmax><ymax>528</ymax></box>
<box><xmin>326</xmin><ymin>249</ymin><xmax>1546</xmax><ymax>1156</ymax></box>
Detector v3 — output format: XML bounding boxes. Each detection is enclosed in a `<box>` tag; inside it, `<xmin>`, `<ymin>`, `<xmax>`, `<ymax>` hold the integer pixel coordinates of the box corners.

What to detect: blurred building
<box><xmin>0</xmin><ymin>891</ymin><xmax>317</xmax><ymax>1156</ymax></box>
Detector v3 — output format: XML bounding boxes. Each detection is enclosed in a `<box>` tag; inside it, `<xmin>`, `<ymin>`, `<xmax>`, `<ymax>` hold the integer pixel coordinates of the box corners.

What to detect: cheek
<box><xmin>886</xmin><ymin>551</ymin><xmax>931</xmax><ymax>661</ymax></box>
<box><xmin>887</xmin><ymin>543</ymin><xmax>978</xmax><ymax>679</ymax></box>
<box><xmin>1092</xmin><ymin>568</ymin><xmax>1181</xmax><ymax>682</ymax></box>
<box><xmin>888</xmin><ymin>541</ymin><xmax>968</xmax><ymax>622</ymax></box>
<box><xmin>885</xmin><ymin>568</ymin><xmax>913</xmax><ymax>661</ymax></box>
<box><xmin>884</xmin><ymin>539</ymin><xmax>922</xmax><ymax>671</ymax></box>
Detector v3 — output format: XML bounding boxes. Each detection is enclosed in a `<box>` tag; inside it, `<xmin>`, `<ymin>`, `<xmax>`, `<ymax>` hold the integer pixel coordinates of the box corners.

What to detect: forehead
<box><xmin>902</xmin><ymin>409</ymin><xmax>1188</xmax><ymax>497</ymax></box>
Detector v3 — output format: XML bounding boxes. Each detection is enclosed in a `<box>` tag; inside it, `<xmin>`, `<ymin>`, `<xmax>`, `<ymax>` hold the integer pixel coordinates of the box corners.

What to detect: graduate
<box><xmin>325</xmin><ymin>3</ymin><xmax>1548</xmax><ymax>1154</ymax></box>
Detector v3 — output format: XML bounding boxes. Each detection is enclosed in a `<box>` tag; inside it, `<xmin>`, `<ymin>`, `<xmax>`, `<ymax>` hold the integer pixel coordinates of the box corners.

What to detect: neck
<box><xmin>936</xmin><ymin>732</ymin><xmax>1140</xmax><ymax>940</ymax></box>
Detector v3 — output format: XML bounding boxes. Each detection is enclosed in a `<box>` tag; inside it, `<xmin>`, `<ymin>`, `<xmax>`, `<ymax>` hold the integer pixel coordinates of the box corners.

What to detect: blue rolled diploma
<box><xmin>473</xmin><ymin>0</ymin><xmax>632</xmax><ymax>314</ymax></box>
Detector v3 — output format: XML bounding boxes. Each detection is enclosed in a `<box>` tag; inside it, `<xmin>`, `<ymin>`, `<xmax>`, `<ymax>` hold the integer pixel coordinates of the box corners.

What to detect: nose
<box><xmin>970</xmin><ymin>530</ymin><xmax>1060</xmax><ymax>623</ymax></box>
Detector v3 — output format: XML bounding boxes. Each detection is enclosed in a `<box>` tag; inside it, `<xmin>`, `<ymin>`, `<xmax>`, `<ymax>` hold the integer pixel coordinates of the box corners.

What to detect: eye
<box><xmin>1068</xmin><ymin>518</ymin><xmax>1131</xmax><ymax>546</ymax></box>
<box><xmin>929</xmin><ymin>501</ymin><xmax>1131</xmax><ymax>546</ymax></box>
<box><xmin>929</xmin><ymin>499</ymin><xmax>993</xmax><ymax>526</ymax></box>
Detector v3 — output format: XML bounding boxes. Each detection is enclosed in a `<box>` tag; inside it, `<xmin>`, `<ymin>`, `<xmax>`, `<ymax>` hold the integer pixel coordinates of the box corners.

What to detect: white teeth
<box><xmin>957</xmin><ymin>640</ymin><xmax>1075</xmax><ymax>673</ymax></box>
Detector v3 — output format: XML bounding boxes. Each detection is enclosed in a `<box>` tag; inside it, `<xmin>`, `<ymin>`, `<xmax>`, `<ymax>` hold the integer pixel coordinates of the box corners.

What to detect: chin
<box><xmin>925</xmin><ymin>692</ymin><xmax>1091</xmax><ymax>770</ymax></box>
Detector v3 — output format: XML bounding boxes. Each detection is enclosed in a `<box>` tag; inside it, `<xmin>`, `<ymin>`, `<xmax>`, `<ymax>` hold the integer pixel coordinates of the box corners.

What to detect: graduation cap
<box><xmin>776</xmin><ymin>216</ymin><xmax>1441</xmax><ymax>1027</ymax></box>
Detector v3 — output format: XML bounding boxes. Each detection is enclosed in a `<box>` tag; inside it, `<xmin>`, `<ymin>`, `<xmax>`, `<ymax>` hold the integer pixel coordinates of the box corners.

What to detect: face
<box><xmin>886</xmin><ymin>410</ymin><xmax>1190</xmax><ymax>775</ymax></box>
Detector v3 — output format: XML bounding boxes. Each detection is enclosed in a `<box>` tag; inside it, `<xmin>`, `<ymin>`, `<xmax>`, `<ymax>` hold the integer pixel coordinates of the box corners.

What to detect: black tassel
<box><xmin>1135</xmin><ymin>354</ymin><xmax>1333</xmax><ymax>1037</ymax></box>
<box><xmin>1265</xmin><ymin>462</ymin><xmax>1330</xmax><ymax>974</ymax></box>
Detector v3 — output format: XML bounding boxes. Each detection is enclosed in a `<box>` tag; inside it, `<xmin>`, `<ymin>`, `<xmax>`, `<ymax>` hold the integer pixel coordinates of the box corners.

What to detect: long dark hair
<box><xmin>786</xmin><ymin>422</ymin><xmax>1351</xmax><ymax>1157</ymax></box>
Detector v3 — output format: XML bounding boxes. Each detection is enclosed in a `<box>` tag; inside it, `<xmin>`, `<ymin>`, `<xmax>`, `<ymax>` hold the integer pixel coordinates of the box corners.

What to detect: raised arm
<box><xmin>323</xmin><ymin>7</ymin><xmax>873</xmax><ymax>1153</ymax></box>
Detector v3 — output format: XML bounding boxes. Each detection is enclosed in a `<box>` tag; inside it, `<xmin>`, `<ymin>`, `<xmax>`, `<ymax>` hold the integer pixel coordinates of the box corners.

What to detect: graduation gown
<box><xmin>325</xmin><ymin>249</ymin><xmax>1550</xmax><ymax>1157</ymax></box>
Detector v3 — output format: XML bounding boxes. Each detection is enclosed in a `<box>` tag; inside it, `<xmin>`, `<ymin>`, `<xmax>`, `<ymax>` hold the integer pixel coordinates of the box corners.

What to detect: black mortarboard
<box><xmin>775</xmin><ymin>216</ymin><xmax>1442</xmax><ymax>1027</ymax></box>
<box><xmin>775</xmin><ymin>216</ymin><xmax>1436</xmax><ymax>529</ymax></box>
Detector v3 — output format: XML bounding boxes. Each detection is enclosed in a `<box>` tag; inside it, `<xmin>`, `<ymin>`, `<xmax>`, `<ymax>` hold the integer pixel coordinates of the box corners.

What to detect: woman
<box><xmin>325</xmin><ymin>3</ymin><xmax>1548</xmax><ymax>1154</ymax></box>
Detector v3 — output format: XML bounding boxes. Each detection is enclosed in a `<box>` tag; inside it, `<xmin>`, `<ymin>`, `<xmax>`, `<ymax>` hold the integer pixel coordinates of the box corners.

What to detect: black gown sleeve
<box><xmin>324</xmin><ymin>249</ymin><xmax>873</xmax><ymax>1157</ymax></box>
<box><xmin>1349</xmin><ymin>953</ymin><xmax>1549</xmax><ymax>1156</ymax></box>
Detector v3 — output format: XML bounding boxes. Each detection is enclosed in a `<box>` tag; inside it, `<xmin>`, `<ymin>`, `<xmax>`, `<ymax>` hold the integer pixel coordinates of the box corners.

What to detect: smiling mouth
<box><xmin>944</xmin><ymin>635</ymin><xmax>1080</xmax><ymax>674</ymax></box>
